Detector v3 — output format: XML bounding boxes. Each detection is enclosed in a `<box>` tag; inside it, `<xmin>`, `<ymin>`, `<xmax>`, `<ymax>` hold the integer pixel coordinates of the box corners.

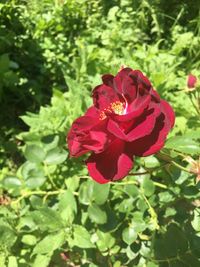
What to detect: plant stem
<box><xmin>44</xmin><ymin>162</ymin><xmax>58</xmax><ymax>189</ymax></box>
<box><xmin>141</xmin><ymin>191</ymin><xmax>159</xmax><ymax>230</ymax></box>
<box><xmin>12</xmin><ymin>189</ymin><xmax>79</xmax><ymax>205</ymax></box>
<box><xmin>188</xmin><ymin>93</ymin><xmax>200</xmax><ymax>115</ymax></box>
<box><xmin>171</xmin><ymin>160</ymin><xmax>192</xmax><ymax>174</ymax></box>
<box><xmin>110</xmin><ymin>180</ymin><xmax>138</xmax><ymax>186</ymax></box>
<box><xmin>153</xmin><ymin>181</ymin><xmax>167</xmax><ymax>189</ymax></box>
<box><xmin>158</xmin><ymin>151</ymin><xmax>192</xmax><ymax>174</ymax></box>
<box><xmin>111</xmin><ymin>180</ymin><xmax>167</xmax><ymax>189</ymax></box>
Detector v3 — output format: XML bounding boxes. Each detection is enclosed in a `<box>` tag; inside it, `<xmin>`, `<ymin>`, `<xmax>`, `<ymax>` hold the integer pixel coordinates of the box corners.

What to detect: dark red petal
<box><xmin>113</xmin><ymin>67</ymin><xmax>133</xmax><ymax>94</ymax></box>
<box><xmin>122</xmin><ymin>74</ymin><xmax>137</xmax><ymax>103</ymax></box>
<box><xmin>67</xmin><ymin>124</ymin><xmax>90</xmax><ymax>157</ymax></box>
<box><xmin>126</xmin><ymin>104</ymin><xmax>161</xmax><ymax>142</ymax></box>
<box><xmin>127</xmin><ymin>94</ymin><xmax>151</xmax><ymax>114</ymax></box>
<box><xmin>161</xmin><ymin>100</ymin><xmax>175</xmax><ymax>128</ymax></box>
<box><xmin>102</xmin><ymin>74</ymin><xmax>114</xmax><ymax>87</ymax></box>
<box><xmin>68</xmin><ymin>137</ymin><xmax>90</xmax><ymax>157</ymax></box>
<box><xmin>69</xmin><ymin>116</ymin><xmax>98</xmax><ymax>132</ymax></box>
<box><xmin>129</xmin><ymin>70</ymin><xmax>152</xmax><ymax>92</ymax></box>
<box><xmin>92</xmin><ymin>84</ymin><xmax>120</xmax><ymax>110</ymax></box>
<box><xmin>86</xmin><ymin>139</ymin><xmax>134</xmax><ymax>183</ymax></box>
<box><xmin>67</xmin><ymin>115</ymin><xmax>107</xmax><ymax>157</ymax></box>
<box><xmin>108</xmin><ymin>95</ymin><xmax>151</xmax><ymax>123</ymax></box>
<box><xmin>83</xmin><ymin>130</ymin><xmax>108</xmax><ymax>153</ymax></box>
<box><xmin>127</xmin><ymin>112</ymin><xmax>172</xmax><ymax>157</ymax></box>
<box><xmin>107</xmin><ymin>103</ymin><xmax>161</xmax><ymax>142</ymax></box>
<box><xmin>85</xmin><ymin>106</ymin><xmax>100</xmax><ymax>118</ymax></box>
<box><xmin>107</xmin><ymin>119</ymin><xmax>127</xmax><ymax>140</ymax></box>
<box><xmin>151</xmin><ymin>89</ymin><xmax>160</xmax><ymax>103</ymax></box>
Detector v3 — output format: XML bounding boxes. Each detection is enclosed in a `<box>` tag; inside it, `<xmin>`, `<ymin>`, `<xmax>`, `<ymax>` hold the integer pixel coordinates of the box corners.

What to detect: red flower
<box><xmin>67</xmin><ymin>68</ymin><xmax>175</xmax><ymax>183</ymax></box>
<box><xmin>187</xmin><ymin>74</ymin><xmax>197</xmax><ymax>89</ymax></box>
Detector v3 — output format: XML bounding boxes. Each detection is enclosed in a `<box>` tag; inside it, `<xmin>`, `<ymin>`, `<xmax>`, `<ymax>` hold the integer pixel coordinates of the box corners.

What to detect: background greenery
<box><xmin>0</xmin><ymin>0</ymin><xmax>200</xmax><ymax>266</ymax></box>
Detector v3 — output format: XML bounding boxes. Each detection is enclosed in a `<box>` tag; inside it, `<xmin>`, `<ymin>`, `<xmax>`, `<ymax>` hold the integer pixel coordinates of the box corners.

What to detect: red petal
<box><xmin>113</xmin><ymin>68</ymin><xmax>132</xmax><ymax>94</ymax></box>
<box><xmin>121</xmin><ymin>74</ymin><xmax>137</xmax><ymax>103</ymax></box>
<box><xmin>68</xmin><ymin>139</ymin><xmax>90</xmax><ymax>157</ymax></box>
<box><xmin>107</xmin><ymin>103</ymin><xmax>161</xmax><ymax>142</ymax></box>
<box><xmin>83</xmin><ymin>131</ymin><xmax>108</xmax><ymax>153</ymax></box>
<box><xmin>85</xmin><ymin>106</ymin><xmax>100</xmax><ymax>118</ymax></box>
<box><xmin>92</xmin><ymin>84</ymin><xmax>120</xmax><ymax>110</ymax></box>
<box><xmin>86</xmin><ymin>139</ymin><xmax>134</xmax><ymax>183</ymax></box>
<box><xmin>151</xmin><ymin>89</ymin><xmax>160</xmax><ymax>103</ymax></box>
<box><xmin>107</xmin><ymin>119</ymin><xmax>127</xmax><ymax>140</ymax></box>
<box><xmin>127</xmin><ymin>93</ymin><xmax>151</xmax><ymax>114</ymax></box>
<box><xmin>161</xmin><ymin>100</ymin><xmax>175</xmax><ymax>128</ymax></box>
<box><xmin>129</xmin><ymin>70</ymin><xmax>152</xmax><ymax>92</ymax></box>
<box><xmin>67</xmin><ymin>115</ymin><xmax>108</xmax><ymax>157</ymax></box>
<box><xmin>102</xmin><ymin>74</ymin><xmax>114</xmax><ymax>87</ymax></box>
<box><xmin>72</xmin><ymin>116</ymin><xmax>98</xmax><ymax>130</ymax></box>
<box><xmin>127</xmin><ymin>111</ymin><xmax>172</xmax><ymax>157</ymax></box>
<box><xmin>126</xmin><ymin>104</ymin><xmax>161</xmax><ymax>141</ymax></box>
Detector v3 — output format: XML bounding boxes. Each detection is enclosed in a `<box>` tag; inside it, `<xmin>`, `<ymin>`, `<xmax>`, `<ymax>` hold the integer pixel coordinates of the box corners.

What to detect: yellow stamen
<box><xmin>110</xmin><ymin>101</ymin><xmax>124</xmax><ymax>115</ymax></box>
<box><xmin>99</xmin><ymin>101</ymin><xmax>125</xmax><ymax>120</ymax></box>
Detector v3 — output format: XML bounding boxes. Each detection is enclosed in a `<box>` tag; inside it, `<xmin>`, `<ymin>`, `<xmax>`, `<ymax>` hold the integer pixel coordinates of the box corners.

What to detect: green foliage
<box><xmin>0</xmin><ymin>0</ymin><xmax>200</xmax><ymax>266</ymax></box>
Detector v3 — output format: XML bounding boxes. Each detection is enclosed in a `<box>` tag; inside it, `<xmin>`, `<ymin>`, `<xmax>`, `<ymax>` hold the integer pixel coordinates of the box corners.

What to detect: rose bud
<box><xmin>67</xmin><ymin>67</ymin><xmax>175</xmax><ymax>183</ymax></box>
<box><xmin>184</xmin><ymin>156</ymin><xmax>200</xmax><ymax>183</ymax></box>
<box><xmin>187</xmin><ymin>74</ymin><xmax>198</xmax><ymax>89</ymax></box>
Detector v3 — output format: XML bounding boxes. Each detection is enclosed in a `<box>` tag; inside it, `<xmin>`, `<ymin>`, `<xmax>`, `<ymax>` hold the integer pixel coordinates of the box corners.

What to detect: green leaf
<box><xmin>58</xmin><ymin>190</ymin><xmax>77</xmax><ymax>224</ymax></box>
<box><xmin>2</xmin><ymin>176</ymin><xmax>22</xmax><ymax>189</ymax></box>
<box><xmin>0</xmin><ymin>222</ymin><xmax>17</xmax><ymax>248</ymax></box>
<box><xmin>158</xmin><ymin>191</ymin><xmax>174</xmax><ymax>203</ymax></box>
<box><xmin>96</xmin><ymin>230</ymin><xmax>115</xmax><ymax>252</ymax></box>
<box><xmin>42</xmin><ymin>135</ymin><xmax>59</xmax><ymax>150</ymax></box>
<box><xmin>168</xmin><ymin>167</ymin><xmax>190</xmax><ymax>185</ymax></box>
<box><xmin>25</xmin><ymin>177</ymin><xmax>46</xmax><ymax>189</ymax></box>
<box><xmin>130</xmin><ymin>213</ymin><xmax>147</xmax><ymax>233</ymax></box>
<box><xmin>72</xmin><ymin>225</ymin><xmax>95</xmax><ymax>248</ymax></box>
<box><xmin>78</xmin><ymin>180</ymin><xmax>94</xmax><ymax>205</ymax></box>
<box><xmin>122</xmin><ymin>227</ymin><xmax>137</xmax><ymax>245</ymax></box>
<box><xmin>113</xmin><ymin>261</ymin><xmax>122</xmax><ymax>267</ymax></box>
<box><xmin>88</xmin><ymin>204</ymin><xmax>107</xmax><ymax>224</ymax></box>
<box><xmin>191</xmin><ymin>210</ymin><xmax>200</xmax><ymax>232</ymax></box>
<box><xmin>124</xmin><ymin>184</ymin><xmax>139</xmax><ymax>198</ymax></box>
<box><xmin>142</xmin><ymin>177</ymin><xmax>155</xmax><ymax>196</ymax></box>
<box><xmin>21</xmin><ymin>161</ymin><xmax>44</xmax><ymax>180</ymax></box>
<box><xmin>31</xmin><ymin>208</ymin><xmax>63</xmax><ymax>231</ymax></box>
<box><xmin>137</xmin><ymin>198</ymin><xmax>148</xmax><ymax>212</ymax></box>
<box><xmin>154</xmin><ymin>224</ymin><xmax>188</xmax><ymax>260</ymax></box>
<box><xmin>0</xmin><ymin>253</ymin><xmax>6</xmax><ymax>267</ymax></box>
<box><xmin>33</xmin><ymin>231</ymin><xmax>65</xmax><ymax>255</ymax></box>
<box><xmin>29</xmin><ymin>196</ymin><xmax>43</xmax><ymax>209</ymax></box>
<box><xmin>165</xmin><ymin>136</ymin><xmax>200</xmax><ymax>155</ymax></box>
<box><xmin>147</xmin><ymin>261</ymin><xmax>159</xmax><ymax>267</ymax></box>
<box><xmin>92</xmin><ymin>182</ymin><xmax>110</xmax><ymax>205</ymax></box>
<box><xmin>65</xmin><ymin>176</ymin><xmax>80</xmax><ymax>192</ymax></box>
<box><xmin>21</xmin><ymin>234</ymin><xmax>37</xmax><ymax>246</ymax></box>
<box><xmin>24</xmin><ymin>145</ymin><xmax>46</xmax><ymax>163</ymax></box>
<box><xmin>125</xmin><ymin>246</ymin><xmax>138</xmax><ymax>260</ymax></box>
<box><xmin>117</xmin><ymin>198</ymin><xmax>134</xmax><ymax>213</ymax></box>
<box><xmin>44</xmin><ymin>148</ymin><xmax>68</xmax><ymax>165</ymax></box>
<box><xmin>0</xmin><ymin>54</ymin><xmax>10</xmax><ymax>72</ymax></box>
<box><xmin>8</xmin><ymin>256</ymin><xmax>18</xmax><ymax>267</ymax></box>
<box><xmin>143</xmin><ymin>156</ymin><xmax>160</xmax><ymax>168</ymax></box>
<box><xmin>32</xmin><ymin>254</ymin><xmax>51</xmax><ymax>267</ymax></box>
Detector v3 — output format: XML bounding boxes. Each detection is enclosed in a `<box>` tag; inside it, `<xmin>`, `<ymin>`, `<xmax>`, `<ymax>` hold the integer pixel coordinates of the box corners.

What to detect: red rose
<box><xmin>67</xmin><ymin>68</ymin><xmax>175</xmax><ymax>183</ymax></box>
<box><xmin>187</xmin><ymin>74</ymin><xmax>197</xmax><ymax>89</ymax></box>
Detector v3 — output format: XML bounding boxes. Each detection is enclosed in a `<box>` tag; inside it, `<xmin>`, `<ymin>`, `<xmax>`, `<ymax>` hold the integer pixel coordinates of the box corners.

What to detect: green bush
<box><xmin>0</xmin><ymin>0</ymin><xmax>200</xmax><ymax>266</ymax></box>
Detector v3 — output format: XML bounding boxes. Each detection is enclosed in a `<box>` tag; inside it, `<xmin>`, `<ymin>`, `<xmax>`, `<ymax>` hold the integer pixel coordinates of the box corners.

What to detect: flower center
<box><xmin>110</xmin><ymin>101</ymin><xmax>125</xmax><ymax>115</ymax></box>
<box><xmin>99</xmin><ymin>101</ymin><xmax>126</xmax><ymax>120</ymax></box>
